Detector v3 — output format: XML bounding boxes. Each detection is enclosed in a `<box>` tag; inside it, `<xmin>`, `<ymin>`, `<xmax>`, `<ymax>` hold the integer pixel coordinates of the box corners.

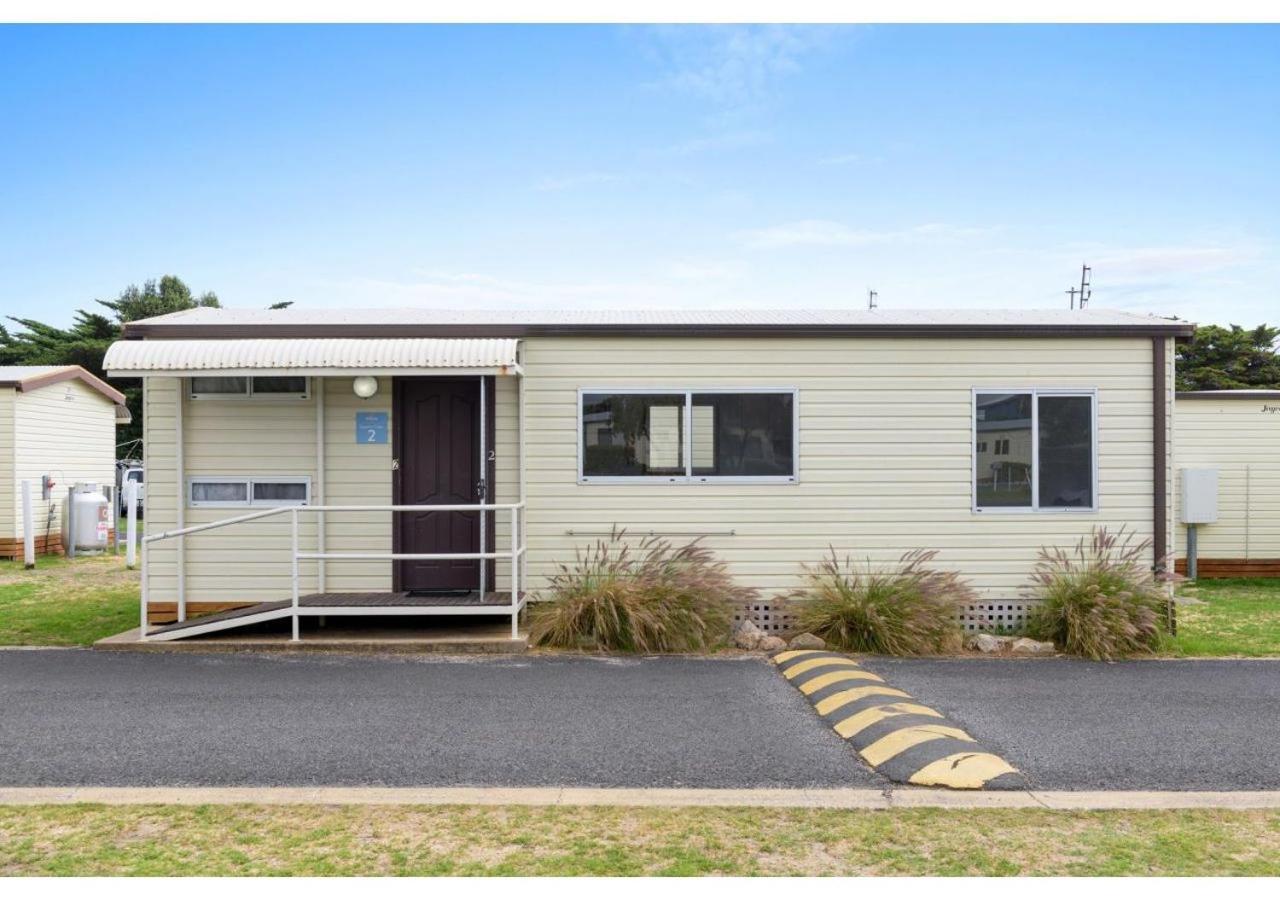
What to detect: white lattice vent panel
<box><xmin>958</xmin><ymin>601</ymin><xmax>1040</xmax><ymax>633</ymax></box>
<box><xmin>736</xmin><ymin>601</ymin><xmax>795</xmax><ymax>634</ymax></box>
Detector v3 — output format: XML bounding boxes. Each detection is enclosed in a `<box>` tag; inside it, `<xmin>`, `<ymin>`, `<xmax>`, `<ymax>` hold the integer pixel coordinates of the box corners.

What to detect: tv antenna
<box><xmin>867</xmin><ymin>288</ymin><xmax>878</xmax><ymax>310</ymax></box>
<box><xmin>1068</xmin><ymin>264</ymin><xmax>1092</xmax><ymax>309</ymax></box>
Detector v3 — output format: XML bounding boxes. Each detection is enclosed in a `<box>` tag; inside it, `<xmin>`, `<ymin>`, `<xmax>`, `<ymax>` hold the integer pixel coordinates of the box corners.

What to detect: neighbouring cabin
<box><xmin>0</xmin><ymin>366</ymin><xmax>130</xmax><ymax>558</ymax></box>
<box><xmin>103</xmin><ymin>308</ymin><xmax>1191</xmax><ymax>642</ymax></box>
<box><xmin>1175</xmin><ymin>390</ymin><xmax>1280</xmax><ymax>577</ymax></box>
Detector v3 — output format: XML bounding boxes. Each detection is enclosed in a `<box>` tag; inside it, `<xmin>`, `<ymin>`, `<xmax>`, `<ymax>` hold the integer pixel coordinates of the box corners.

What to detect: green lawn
<box><xmin>1167</xmin><ymin>578</ymin><xmax>1280</xmax><ymax>657</ymax></box>
<box><xmin>0</xmin><ymin>553</ymin><xmax>138</xmax><ymax>646</ymax></box>
<box><xmin>0</xmin><ymin>804</ymin><xmax>1278</xmax><ymax>876</ymax></box>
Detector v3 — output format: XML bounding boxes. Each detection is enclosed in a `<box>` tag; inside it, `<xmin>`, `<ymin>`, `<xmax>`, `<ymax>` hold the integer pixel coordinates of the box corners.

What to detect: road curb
<box><xmin>771</xmin><ymin>649</ymin><xmax>1025</xmax><ymax>790</ymax></box>
<box><xmin>2</xmin><ymin>786</ymin><xmax>1279</xmax><ymax>810</ymax></box>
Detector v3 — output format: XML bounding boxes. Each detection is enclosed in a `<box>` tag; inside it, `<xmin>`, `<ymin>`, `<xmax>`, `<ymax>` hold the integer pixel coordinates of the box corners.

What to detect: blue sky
<box><xmin>0</xmin><ymin>24</ymin><xmax>1276</xmax><ymax>326</ymax></box>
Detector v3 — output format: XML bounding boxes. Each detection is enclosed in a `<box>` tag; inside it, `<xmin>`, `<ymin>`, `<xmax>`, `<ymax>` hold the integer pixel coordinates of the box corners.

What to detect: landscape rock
<box><xmin>1011</xmin><ymin>637</ymin><xmax>1056</xmax><ymax>655</ymax></box>
<box><xmin>787</xmin><ymin>632</ymin><xmax>826</xmax><ymax>651</ymax></box>
<box><xmin>757</xmin><ymin>635</ymin><xmax>787</xmax><ymax>654</ymax></box>
<box><xmin>733</xmin><ymin>619</ymin><xmax>763</xmax><ymax>650</ymax></box>
<box><xmin>969</xmin><ymin>633</ymin><xmax>1013</xmax><ymax>654</ymax></box>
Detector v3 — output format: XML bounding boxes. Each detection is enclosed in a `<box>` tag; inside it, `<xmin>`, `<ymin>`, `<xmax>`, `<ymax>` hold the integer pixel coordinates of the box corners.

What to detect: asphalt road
<box><xmin>2</xmin><ymin>650</ymin><xmax>1277</xmax><ymax>790</ymax></box>
<box><xmin>868</xmin><ymin>657</ymin><xmax>1280</xmax><ymax>790</ymax></box>
<box><xmin>0</xmin><ymin>650</ymin><xmax>881</xmax><ymax>788</ymax></box>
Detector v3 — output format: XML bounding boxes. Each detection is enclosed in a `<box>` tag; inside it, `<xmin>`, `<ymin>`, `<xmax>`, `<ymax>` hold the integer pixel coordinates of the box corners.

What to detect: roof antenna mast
<box><xmin>1068</xmin><ymin>263</ymin><xmax>1092</xmax><ymax>310</ymax></box>
<box><xmin>867</xmin><ymin>288</ymin><xmax>878</xmax><ymax>310</ymax></box>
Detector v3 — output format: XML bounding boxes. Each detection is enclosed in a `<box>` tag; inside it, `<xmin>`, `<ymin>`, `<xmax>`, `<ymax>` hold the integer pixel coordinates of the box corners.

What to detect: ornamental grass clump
<box><xmin>528</xmin><ymin>529</ymin><xmax>748</xmax><ymax>653</ymax></box>
<box><xmin>786</xmin><ymin>549</ymin><xmax>971</xmax><ymax>655</ymax></box>
<box><xmin>1025</xmin><ymin>526</ymin><xmax>1168</xmax><ymax>661</ymax></box>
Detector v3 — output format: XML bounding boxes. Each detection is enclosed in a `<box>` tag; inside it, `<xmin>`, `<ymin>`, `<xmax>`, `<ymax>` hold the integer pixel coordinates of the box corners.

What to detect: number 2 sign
<box><xmin>355</xmin><ymin>411</ymin><xmax>389</xmax><ymax>444</ymax></box>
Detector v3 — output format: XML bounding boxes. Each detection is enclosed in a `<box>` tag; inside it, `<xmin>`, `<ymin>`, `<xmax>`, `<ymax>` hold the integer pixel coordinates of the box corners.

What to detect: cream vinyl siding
<box><xmin>145</xmin><ymin>336</ymin><xmax>1161</xmax><ymax>605</ymax></box>
<box><xmin>520</xmin><ymin>336</ymin><xmax>1159</xmax><ymax>600</ymax></box>
<box><xmin>0</xmin><ymin>389</ymin><xmax>14</xmax><ymax>539</ymax></box>
<box><xmin>9</xmin><ymin>380</ymin><xmax>116</xmax><ymax>542</ymax></box>
<box><xmin>142</xmin><ymin>375</ymin><xmax>518</xmax><ymax>603</ymax></box>
<box><xmin>1175</xmin><ymin>395</ymin><xmax>1280</xmax><ymax>560</ymax></box>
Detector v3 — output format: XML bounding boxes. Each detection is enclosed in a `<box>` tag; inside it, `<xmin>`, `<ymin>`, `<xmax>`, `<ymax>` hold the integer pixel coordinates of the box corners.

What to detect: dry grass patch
<box><xmin>2</xmin><ymin>804</ymin><xmax>1279</xmax><ymax>876</ymax></box>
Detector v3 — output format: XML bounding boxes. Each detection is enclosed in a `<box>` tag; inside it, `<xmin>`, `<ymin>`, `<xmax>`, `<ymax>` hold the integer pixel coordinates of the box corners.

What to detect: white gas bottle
<box><xmin>62</xmin><ymin>483</ymin><xmax>110</xmax><ymax>555</ymax></box>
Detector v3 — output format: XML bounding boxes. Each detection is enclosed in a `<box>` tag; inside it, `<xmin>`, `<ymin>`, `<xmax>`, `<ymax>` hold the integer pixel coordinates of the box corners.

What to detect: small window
<box><xmin>190</xmin><ymin>479</ymin><xmax>249</xmax><ymax>505</ymax></box>
<box><xmin>580</xmin><ymin>389</ymin><xmax>797</xmax><ymax>482</ymax></box>
<box><xmin>127</xmin><ymin>470</ymin><xmax>144</xmax><ymax>483</ymax></box>
<box><xmin>252</xmin><ymin>376</ymin><xmax>308</xmax><ymax>395</ymax></box>
<box><xmin>189</xmin><ymin>376</ymin><xmax>249</xmax><ymax>397</ymax></box>
<box><xmin>582</xmin><ymin>393</ymin><xmax>686</xmax><ymax>478</ymax></box>
<box><xmin>189</xmin><ymin>476</ymin><xmax>310</xmax><ymax>508</ymax></box>
<box><xmin>974</xmin><ymin>390</ymin><xmax>1095</xmax><ymax>512</ymax></box>
<box><xmin>691</xmin><ymin>392</ymin><xmax>795</xmax><ymax>479</ymax></box>
<box><xmin>189</xmin><ymin>376</ymin><xmax>308</xmax><ymax>399</ymax></box>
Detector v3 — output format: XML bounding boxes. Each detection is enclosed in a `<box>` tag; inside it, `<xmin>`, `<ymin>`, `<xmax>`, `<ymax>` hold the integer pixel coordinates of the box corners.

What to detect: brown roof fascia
<box><xmin>121</xmin><ymin>321</ymin><xmax>1197</xmax><ymax>340</ymax></box>
<box><xmin>0</xmin><ymin>365</ymin><xmax>127</xmax><ymax>406</ymax></box>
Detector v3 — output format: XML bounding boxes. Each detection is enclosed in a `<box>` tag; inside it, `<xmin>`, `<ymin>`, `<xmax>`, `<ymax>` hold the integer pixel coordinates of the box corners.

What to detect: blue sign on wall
<box><xmin>356</xmin><ymin>411</ymin><xmax>389</xmax><ymax>444</ymax></box>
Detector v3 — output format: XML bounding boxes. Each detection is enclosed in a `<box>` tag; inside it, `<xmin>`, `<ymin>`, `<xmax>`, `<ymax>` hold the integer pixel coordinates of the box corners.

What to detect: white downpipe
<box><xmin>479</xmin><ymin>375</ymin><xmax>486</xmax><ymax>599</ymax></box>
<box><xmin>125</xmin><ymin>479</ymin><xmax>138</xmax><ymax>569</ymax></box>
<box><xmin>316</xmin><ymin>377</ymin><xmax>326</xmax><ymax>594</ymax></box>
<box><xmin>20</xmin><ymin>480</ymin><xmax>34</xmax><ymax>569</ymax></box>
<box><xmin>291</xmin><ymin>507</ymin><xmax>300</xmax><ymax>642</ymax></box>
<box><xmin>176</xmin><ymin>380</ymin><xmax>186</xmax><ymax>622</ymax></box>
<box><xmin>517</xmin><ymin>362</ymin><xmax>526</xmax><ymax>609</ymax></box>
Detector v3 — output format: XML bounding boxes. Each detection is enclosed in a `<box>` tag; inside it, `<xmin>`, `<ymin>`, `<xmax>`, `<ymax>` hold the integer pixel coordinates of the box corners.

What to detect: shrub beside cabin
<box><xmin>103</xmin><ymin>308</ymin><xmax>1193</xmax><ymax>641</ymax></box>
<box><xmin>0</xmin><ymin>366</ymin><xmax>130</xmax><ymax>557</ymax></box>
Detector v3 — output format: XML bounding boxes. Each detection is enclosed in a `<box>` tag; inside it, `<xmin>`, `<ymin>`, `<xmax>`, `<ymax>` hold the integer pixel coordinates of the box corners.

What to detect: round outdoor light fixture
<box><xmin>352</xmin><ymin>376</ymin><xmax>379</xmax><ymax>399</ymax></box>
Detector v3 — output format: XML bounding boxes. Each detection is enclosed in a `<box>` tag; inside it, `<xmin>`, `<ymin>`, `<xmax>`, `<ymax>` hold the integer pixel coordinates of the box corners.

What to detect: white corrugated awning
<box><xmin>104</xmin><ymin>338</ymin><xmax>521</xmax><ymax>377</ymax></box>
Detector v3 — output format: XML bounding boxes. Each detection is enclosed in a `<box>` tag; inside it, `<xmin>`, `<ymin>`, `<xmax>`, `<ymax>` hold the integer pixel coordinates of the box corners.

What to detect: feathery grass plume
<box><xmin>528</xmin><ymin>528</ymin><xmax>750</xmax><ymax>652</ymax></box>
<box><xmin>1025</xmin><ymin>526</ymin><xmax>1167</xmax><ymax>661</ymax></box>
<box><xmin>786</xmin><ymin>549</ymin><xmax>971</xmax><ymax>655</ymax></box>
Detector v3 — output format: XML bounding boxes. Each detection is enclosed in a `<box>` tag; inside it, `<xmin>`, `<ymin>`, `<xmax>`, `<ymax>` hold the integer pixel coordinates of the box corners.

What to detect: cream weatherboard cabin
<box><xmin>0</xmin><ymin>366</ymin><xmax>129</xmax><ymax>558</ymax></box>
<box><xmin>1174</xmin><ymin>390</ymin><xmax>1280</xmax><ymax>577</ymax></box>
<box><xmin>101</xmin><ymin>307</ymin><xmax>1193</xmax><ymax>642</ymax></box>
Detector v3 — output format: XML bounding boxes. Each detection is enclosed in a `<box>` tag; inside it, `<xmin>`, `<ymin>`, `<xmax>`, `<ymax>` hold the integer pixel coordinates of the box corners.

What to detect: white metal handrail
<box><xmin>141</xmin><ymin>502</ymin><xmax>527</xmax><ymax>641</ymax></box>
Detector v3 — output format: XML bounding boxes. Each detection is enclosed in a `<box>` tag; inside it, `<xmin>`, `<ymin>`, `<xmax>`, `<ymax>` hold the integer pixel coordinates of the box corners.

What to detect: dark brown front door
<box><xmin>393</xmin><ymin>378</ymin><xmax>493</xmax><ymax>593</ymax></box>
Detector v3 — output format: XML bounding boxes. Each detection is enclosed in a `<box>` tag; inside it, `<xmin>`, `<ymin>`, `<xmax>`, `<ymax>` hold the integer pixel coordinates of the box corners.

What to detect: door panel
<box><xmin>394</xmin><ymin>379</ymin><xmax>491</xmax><ymax>593</ymax></box>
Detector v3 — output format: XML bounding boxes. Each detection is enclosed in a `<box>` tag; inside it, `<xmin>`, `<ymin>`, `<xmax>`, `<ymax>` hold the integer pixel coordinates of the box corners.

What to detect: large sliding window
<box><xmin>580</xmin><ymin>389</ymin><xmax>797</xmax><ymax>483</ymax></box>
<box><xmin>973</xmin><ymin>390</ymin><xmax>1096</xmax><ymax>512</ymax></box>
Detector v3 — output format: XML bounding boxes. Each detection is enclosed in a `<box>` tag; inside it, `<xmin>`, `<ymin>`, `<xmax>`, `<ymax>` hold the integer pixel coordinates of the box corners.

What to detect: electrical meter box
<box><xmin>1180</xmin><ymin>467</ymin><xmax>1219</xmax><ymax>524</ymax></box>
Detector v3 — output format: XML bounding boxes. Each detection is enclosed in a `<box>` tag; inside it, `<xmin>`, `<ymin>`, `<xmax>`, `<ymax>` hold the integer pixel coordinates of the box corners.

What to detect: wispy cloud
<box><xmin>532</xmin><ymin>171</ymin><xmax>620</xmax><ymax>192</ymax></box>
<box><xmin>657</xmin><ymin>130</ymin><xmax>771</xmax><ymax>157</ymax></box>
<box><xmin>740</xmin><ymin>219</ymin><xmax>994</xmax><ymax>250</ymax></box>
<box><xmin>1090</xmin><ymin>245</ymin><xmax>1254</xmax><ymax>277</ymax></box>
<box><xmin>662</xmin><ymin>259</ymin><xmax>746</xmax><ymax>281</ymax></box>
<box><xmin>637</xmin><ymin>25</ymin><xmax>835</xmax><ymax>108</ymax></box>
<box><xmin>817</xmin><ymin>152</ymin><xmax>868</xmax><ymax>166</ymax></box>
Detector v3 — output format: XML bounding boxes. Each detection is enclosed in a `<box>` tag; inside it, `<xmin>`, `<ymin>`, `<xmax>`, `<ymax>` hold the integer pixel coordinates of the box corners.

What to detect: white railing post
<box><xmin>290</xmin><ymin>507</ymin><xmax>300</xmax><ymax>642</ymax></box>
<box><xmin>140</xmin><ymin>536</ymin><xmax>149</xmax><ymax>639</ymax></box>
<box><xmin>20</xmin><ymin>480</ymin><xmax>34</xmax><ymax>569</ymax></box>
<box><xmin>125</xmin><ymin>480</ymin><xmax>138</xmax><ymax>569</ymax></box>
<box><xmin>510</xmin><ymin>505</ymin><xmax>519</xmax><ymax>639</ymax></box>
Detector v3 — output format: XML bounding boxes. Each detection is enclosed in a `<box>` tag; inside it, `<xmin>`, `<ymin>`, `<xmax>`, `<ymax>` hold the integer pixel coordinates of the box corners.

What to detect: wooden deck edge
<box><xmin>1175</xmin><ymin>558</ymin><xmax>1280</xmax><ymax>578</ymax></box>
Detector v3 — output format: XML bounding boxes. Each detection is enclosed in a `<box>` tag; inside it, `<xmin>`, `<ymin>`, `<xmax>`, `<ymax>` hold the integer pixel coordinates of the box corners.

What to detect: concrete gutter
<box><xmin>2</xmin><ymin>786</ymin><xmax>1278</xmax><ymax>810</ymax></box>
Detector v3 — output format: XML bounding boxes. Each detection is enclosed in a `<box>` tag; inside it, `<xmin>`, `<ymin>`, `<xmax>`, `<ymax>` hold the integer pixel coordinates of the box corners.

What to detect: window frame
<box><xmin>971</xmin><ymin>387</ymin><xmax>1098</xmax><ymax>514</ymax></box>
<box><xmin>187</xmin><ymin>475</ymin><xmax>312</xmax><ymax>508</ymax></box>
<box><xmin>577</xmin><ymin>387</ymin><xmax>800</xmax><ymax>485</ymax></box>
<box><xmin>188</xmin><ymin>376</ymin><xmax>310</xmax><ymax>400</ymax></box>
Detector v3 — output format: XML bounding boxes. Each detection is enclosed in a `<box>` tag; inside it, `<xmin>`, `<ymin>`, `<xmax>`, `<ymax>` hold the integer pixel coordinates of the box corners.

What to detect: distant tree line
<box><xmin>0</xmin><ymin>275</ymin><xmax>291</xmax><ymax>457</ymax></box>
<box><xmin>1175</xmin><ymin>324</ymin><xmax>1280</xmax><ymax>392</ymax></box>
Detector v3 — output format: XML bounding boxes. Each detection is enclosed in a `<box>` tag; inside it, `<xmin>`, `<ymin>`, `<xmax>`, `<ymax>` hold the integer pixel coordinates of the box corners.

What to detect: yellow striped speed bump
<box><xmin>771</xmin><ymin>650</ymin><xmax>1025</xmax><ymax>790</ymax></box>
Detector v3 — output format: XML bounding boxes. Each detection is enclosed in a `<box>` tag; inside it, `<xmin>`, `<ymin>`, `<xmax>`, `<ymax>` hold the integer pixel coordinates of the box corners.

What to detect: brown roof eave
<box><xmin>0</xmin><ymin>365</ymin><xmax>127</xmax><ymax>406</ymax></box>
<box><xmin>121</xmin><ymin>321</ymin><xmax>1197</xmax><ymax>340</ymax></box>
